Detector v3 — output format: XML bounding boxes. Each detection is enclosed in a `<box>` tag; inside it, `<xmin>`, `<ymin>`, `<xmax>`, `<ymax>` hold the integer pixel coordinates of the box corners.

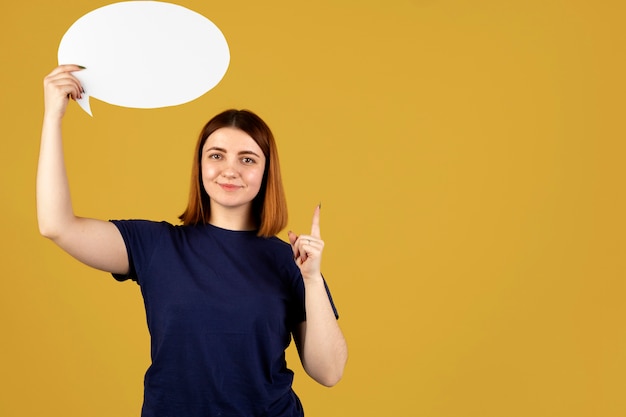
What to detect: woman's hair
<box><xmin>179</xmin><ymin>109</ymin><xmax>288</xmax><ymax>237</ymax></box>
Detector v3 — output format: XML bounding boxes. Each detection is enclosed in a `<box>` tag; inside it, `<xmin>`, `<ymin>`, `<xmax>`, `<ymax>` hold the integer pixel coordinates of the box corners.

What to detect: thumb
<box><xmin>288</xmin><ymin>230</ymin><xmax>300</xmax><ymax>259</ymax></box>
<box><xmin>287</xmin><ymin>230</ymin><xmax>298</xmax><ymax>246</ymax></box>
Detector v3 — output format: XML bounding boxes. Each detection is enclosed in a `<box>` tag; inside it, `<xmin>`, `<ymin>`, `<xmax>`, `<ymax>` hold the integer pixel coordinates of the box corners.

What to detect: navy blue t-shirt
<box><xmin>110</xmin><ymin>220</ymin><xmax>338</xmax><ymax>417</ymax></box>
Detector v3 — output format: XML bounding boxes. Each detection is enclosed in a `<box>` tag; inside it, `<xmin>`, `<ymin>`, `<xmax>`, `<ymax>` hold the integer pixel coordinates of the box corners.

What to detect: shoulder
<box><xmin>109</xmin><ymin>219</ymin><xmax>179</xmax><ymax>242</ymax></box>
<box><xmin>262</xmin><ymin>234</ymin><xmax>291</xmax><ymax>248</ymax></box>
<box><xmin>258</xmin><ymin>235</ymin><xmax>293</xmax><ymax>255</ymax></box>
<box><xmin>260</xmin><ymin>235</ymin><xmax>301</xmax><ymax>275</ymax></box>
<box><xmin>110</xmin><ymin>218</ymin><xmax>173</xmax><ymax>232</ymax></box>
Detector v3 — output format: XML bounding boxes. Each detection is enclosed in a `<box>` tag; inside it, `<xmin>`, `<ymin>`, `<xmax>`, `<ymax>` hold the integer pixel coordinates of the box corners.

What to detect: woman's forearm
<box><xmin>37</xmin><ymin>115</ymin><xmax>75</xmax><ymax>239</ymax></box>
<box><xmin>300</xmin><ymin>276</ymin><xmax>348</xmax><ymax>386</ymax></box>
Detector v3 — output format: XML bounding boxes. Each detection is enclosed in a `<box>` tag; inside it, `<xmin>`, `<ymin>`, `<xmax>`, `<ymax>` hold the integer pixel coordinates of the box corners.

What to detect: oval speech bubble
<box><xmin>58</xmin><ymin>1</ymin><xmax>230</xmax><ymax>116</ymax></box>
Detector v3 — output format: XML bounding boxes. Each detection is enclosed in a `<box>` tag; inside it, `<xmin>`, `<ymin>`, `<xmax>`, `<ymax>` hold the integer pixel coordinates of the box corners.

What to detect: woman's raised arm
<box><xmin>289</xmin><ymin>205</ymin><xmax>348</xmax><ymax>386</ymax></box>
<box><xmin>37</xmin><ymin>65</ymin><xmax>129</xmax><ymax>275</ymax></box>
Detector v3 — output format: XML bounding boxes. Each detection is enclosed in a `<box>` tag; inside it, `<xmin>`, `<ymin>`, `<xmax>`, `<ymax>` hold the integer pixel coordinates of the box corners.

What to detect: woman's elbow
<box><xmin>309</xmin><ymin>355</ymin><xmax>348</xmax><ymax>387</ymax></box>
<box><xmin>317</xmin><ymin>369</ymin><xmax>344</xmax><ymax>387</ymax></box>
<box><xmin>37</xmin><ymin>213</ymin><xmax>76</xmax><ymax>241</ymax></box>
<box><xmin>38</xmin><ymin>222</ymin><xmax>56</xmax><ymax>240</ymax></box>
<box><xmin>38</xmin><ymin>220</ymin><xmax>63</xmax><ymax>241</ymax></box>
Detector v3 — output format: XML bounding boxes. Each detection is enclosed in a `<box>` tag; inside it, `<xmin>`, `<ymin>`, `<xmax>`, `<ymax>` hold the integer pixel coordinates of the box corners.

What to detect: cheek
<box><xmin>245</xmin><ymin>168</ymin><xmax>265</xmax><ymax>188</ymax></box>
<box><xmin>200</xmin><ymin>165</ymin><xmax>219</xmax><ymax>195</ymax></box>
<box><xmin>201</xmin><ymin>162</ymin><xmax>217</xmax><ymax>180</ymax></box>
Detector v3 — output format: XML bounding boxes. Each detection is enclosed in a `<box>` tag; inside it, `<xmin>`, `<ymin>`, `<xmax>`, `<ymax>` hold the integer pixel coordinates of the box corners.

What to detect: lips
<box><xmin>218</xmin><ymin>183</ymin><xmax>242</xmax><ymax>191</ymax></box>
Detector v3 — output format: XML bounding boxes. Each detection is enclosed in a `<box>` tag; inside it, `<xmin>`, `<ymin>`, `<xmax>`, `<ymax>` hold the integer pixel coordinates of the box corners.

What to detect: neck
<box><xmin>208</xmin><ymin>204</ymin><xmax>256</xmax><ymax>231</ymax></box>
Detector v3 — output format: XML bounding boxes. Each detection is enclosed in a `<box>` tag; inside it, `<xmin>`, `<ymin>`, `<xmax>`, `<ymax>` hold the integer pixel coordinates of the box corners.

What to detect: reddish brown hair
<box><xmin>179</xmin><ymin>109</ymin><xmax>288</xmax><ymax>237</ymax></box>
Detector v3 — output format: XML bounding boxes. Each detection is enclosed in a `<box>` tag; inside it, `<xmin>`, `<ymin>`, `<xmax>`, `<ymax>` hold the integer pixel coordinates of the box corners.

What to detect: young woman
<box><xmin>37</xmin><ymin>65</ymin><xmax>347</xmax><ymax>417</ymax></box>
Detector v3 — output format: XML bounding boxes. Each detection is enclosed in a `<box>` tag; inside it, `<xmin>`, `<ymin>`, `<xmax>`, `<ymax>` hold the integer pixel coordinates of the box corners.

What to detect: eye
<box><xmin>241</xmin><ymin>157</ymin><xmax>256</xmax><ymax>165</ymax></box>
<box><xmin>208</xmin><ymin>153</ymin><xmax>222</xmax><ymax>160</ymax></box>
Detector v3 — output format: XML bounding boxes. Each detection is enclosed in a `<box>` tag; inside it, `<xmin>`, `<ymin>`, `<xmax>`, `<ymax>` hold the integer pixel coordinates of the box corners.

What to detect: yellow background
<box><xmin>1</xmin><ymin>0</ymin><xmax>625</xmax><ymax>416</ymax></box>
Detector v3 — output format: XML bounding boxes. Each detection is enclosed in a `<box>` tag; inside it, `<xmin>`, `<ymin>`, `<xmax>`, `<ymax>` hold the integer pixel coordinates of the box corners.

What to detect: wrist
<box><xmin>43</xmin><ymin>110</ymin><xmax>63</xmax><ymax>123</ymax></box>
<box><xmin>42</xmin><ymin>111</ymin><xmax>65</xmax><ymax>129</ymax></box>
<box><xmin>302</xmin><ymin>272</ymin><xmax>324</xmax><ymax>284</ymax></box>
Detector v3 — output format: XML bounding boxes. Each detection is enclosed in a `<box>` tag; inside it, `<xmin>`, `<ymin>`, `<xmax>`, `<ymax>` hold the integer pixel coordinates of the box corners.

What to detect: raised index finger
<box><xmin>310</xmin><ymin>204</ymin><xmax>321</xmax><ymax>239</ymax></box>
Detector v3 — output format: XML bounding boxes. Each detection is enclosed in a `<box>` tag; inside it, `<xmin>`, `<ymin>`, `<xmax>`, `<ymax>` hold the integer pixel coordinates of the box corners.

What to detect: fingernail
<box><xmin>77</xmin><ymin>65</ymin><xmax>87</xmax><ymax>69</ymax></box>
<box><xmin>318</xmin><ymin>202</ymin><xmax>322</xmax><ymax>210</ymax></box>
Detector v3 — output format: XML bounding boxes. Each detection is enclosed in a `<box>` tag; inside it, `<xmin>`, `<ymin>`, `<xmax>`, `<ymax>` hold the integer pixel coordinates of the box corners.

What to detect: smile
<box><xmin>218</xmin><ymin>183</ymin><xmax>243</xmax><ymax>191</ymax></box>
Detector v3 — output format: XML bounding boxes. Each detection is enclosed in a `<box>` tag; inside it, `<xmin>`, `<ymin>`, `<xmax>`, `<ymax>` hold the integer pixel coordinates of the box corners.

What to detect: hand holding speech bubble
<box><xmin>58</xmin><ymin>1</ymin><xmax>230</xmax><ymax>116</ymax></box>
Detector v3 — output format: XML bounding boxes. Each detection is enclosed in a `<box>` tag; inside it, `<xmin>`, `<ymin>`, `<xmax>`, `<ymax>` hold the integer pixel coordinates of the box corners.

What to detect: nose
<box><xmin>220</xmin><ymin>161</ymin><xmax>238</xmax><ymax>179</ymax></box>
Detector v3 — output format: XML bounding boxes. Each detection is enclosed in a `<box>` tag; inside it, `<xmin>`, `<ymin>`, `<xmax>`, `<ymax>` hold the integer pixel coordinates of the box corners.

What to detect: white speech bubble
<box><xmin>58</xmin><ymin>1</ymin><xmax>230</xmax><ymax>116</ymax></box>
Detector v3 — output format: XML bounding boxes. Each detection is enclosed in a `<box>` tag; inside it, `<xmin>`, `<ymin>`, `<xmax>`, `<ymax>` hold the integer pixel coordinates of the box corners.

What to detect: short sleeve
<box><xmin>109</xmin><ymin>219</ymin><xmax>168</xmax><ymax>283</ymax></box>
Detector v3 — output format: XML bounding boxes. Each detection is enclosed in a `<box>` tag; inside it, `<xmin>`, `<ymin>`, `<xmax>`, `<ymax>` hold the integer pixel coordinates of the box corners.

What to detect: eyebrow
<box><xmin>205</xmin><ymin>146</ymin><xmax>262</xmax><ymax>158</ymax></box>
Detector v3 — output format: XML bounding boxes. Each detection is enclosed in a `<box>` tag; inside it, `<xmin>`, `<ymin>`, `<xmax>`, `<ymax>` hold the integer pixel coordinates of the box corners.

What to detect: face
<box><xmin>201</xmin><ymin>127</ymin><xmax>266</xmax><ymax>216</ymax></box>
